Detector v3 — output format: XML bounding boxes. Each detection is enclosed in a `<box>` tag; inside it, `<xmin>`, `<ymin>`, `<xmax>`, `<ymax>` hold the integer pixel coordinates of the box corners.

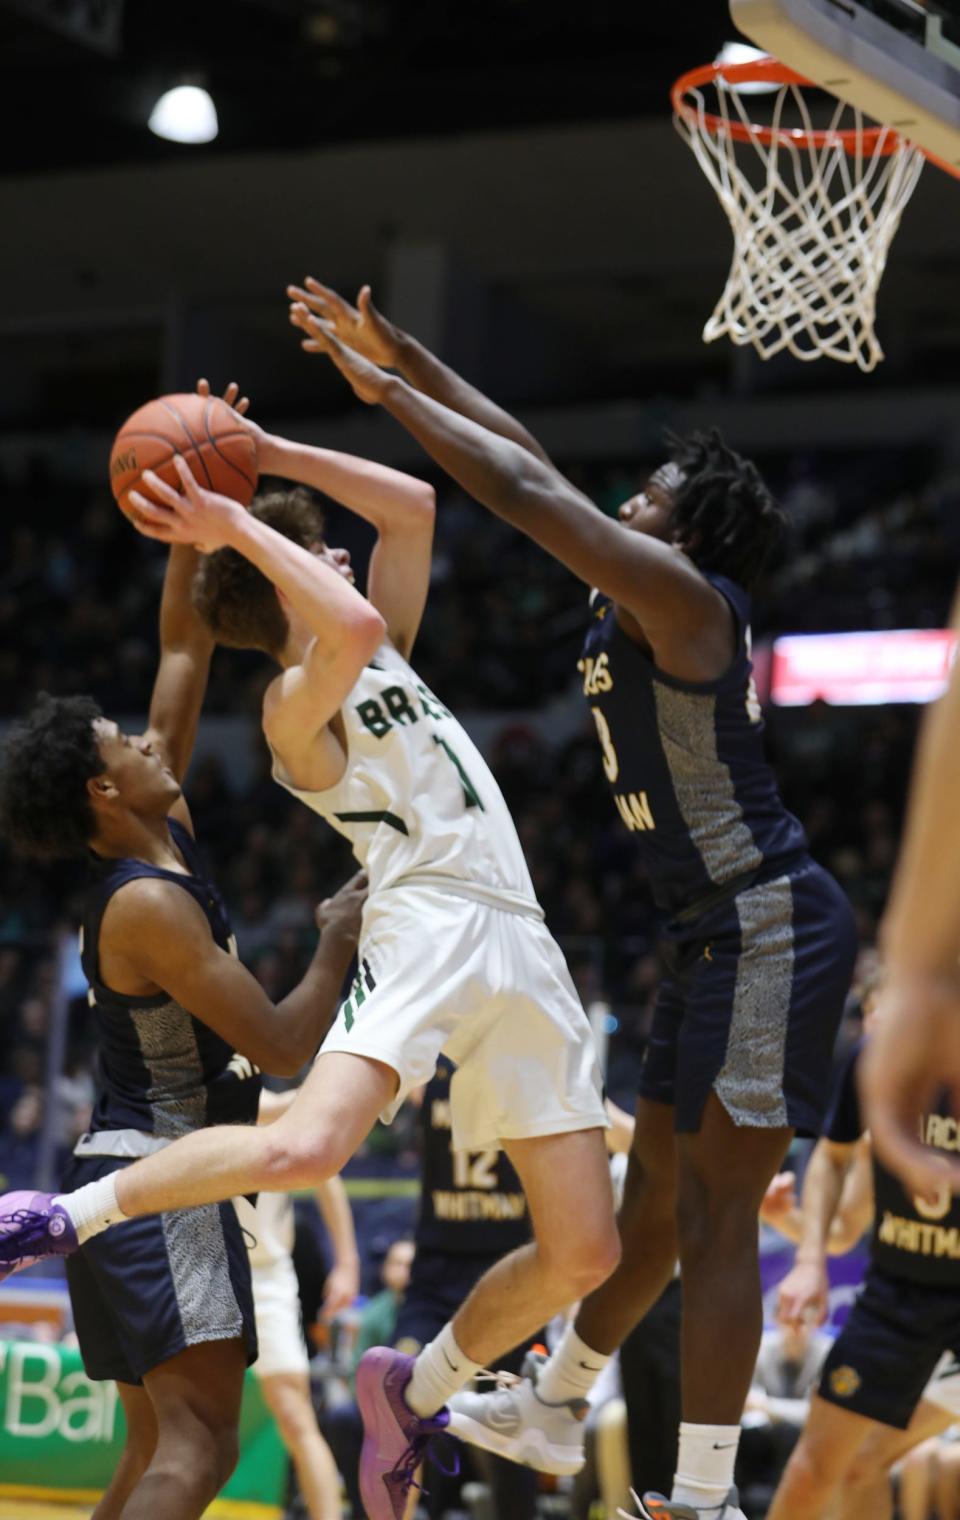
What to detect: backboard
<box><xmin>731</xmin><ymin>0</ymin><xmax>960</xmax><ymax>175</ymax></box>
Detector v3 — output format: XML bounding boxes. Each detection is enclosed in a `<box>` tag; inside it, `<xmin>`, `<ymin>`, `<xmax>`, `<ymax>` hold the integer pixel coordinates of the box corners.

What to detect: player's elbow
<box><xmin>411</xmin><ymin>481</ymin><xmax>436</xmax><ymax>520</ymax></box>
<box><xmin>348</xmin><ymin>603</ymin><xmax>387</xmax><ymax>662</ymax></box>
<box><xmin>828</xmin><ymin>1220</ymin><xmax>867</xmax><ymax>1255</ymax></box>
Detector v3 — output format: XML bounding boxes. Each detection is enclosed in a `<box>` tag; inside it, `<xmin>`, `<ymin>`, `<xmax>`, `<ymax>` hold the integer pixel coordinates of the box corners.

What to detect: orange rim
<box><xmin>671</xmin><ymin>56</ymin><xmax>906</xmax><ymax>157</ymax></box>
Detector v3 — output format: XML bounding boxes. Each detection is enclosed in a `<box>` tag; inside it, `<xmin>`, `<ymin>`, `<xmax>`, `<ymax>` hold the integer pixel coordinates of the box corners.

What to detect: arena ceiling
<box><xmin>0</xmin><ymin>0</ymin><xmax>730</xmax><ymax>173</ymax></box>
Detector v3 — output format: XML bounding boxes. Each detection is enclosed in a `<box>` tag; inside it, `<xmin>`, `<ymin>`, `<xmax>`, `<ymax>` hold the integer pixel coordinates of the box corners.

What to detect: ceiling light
<box><xmin>148</xmin><ymin>85</ymin><xmax>219</xmax><ymax>145</ymax></box>
<box><xmin>715</xmin><ymin>40</ymin><xmax>781</xmax><ymax>95</ymax></box>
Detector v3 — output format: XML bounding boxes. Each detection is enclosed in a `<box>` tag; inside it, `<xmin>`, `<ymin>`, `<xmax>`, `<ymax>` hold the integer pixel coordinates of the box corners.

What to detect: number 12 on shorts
<box><xmin>433</xmin><ymin>734</ymin><xmax>485</xmax><ymax>810</ymax></box>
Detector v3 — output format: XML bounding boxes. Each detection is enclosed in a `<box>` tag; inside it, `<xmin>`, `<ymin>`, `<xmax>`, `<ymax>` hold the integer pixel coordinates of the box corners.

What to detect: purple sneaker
<box><xmin>0</xmin><ymin>1191</ymin><xmax>78</xmax><ymax>1280</ymax></box>
<box><xmin>356</xmin><ymin>1347</ymin><xmax>451</xmax><ymax>1520</ymax></box>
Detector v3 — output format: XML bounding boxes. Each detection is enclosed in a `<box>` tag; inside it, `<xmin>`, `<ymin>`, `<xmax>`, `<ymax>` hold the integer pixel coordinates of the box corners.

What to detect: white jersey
<box><xmin>272</xmin><ymin>643</ymin><xmax>537</xmax><ymax>905</ymax></box>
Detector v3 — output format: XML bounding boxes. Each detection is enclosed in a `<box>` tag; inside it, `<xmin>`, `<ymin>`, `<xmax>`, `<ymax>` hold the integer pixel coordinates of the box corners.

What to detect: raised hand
<box><xmin>196</xmin><ymin>377</ymin><xmax>252</xmax><ymax>417</ymax></box>
<box><xmin>286</xmin><ymin>278</ymin><xmax>399</xmax><ymax>368</ymax></box>
<box><xmin>289</xmin><ymin>304</ymin><xmax>393</xmax><ymax>406</ymax></box>
<box><xmin>128</xmin><ymin>454</ymin><xmax>246</xmax><ymax>554</ymax></box>
<box><xmin>863</xmin><ymin>973</ymin><xmax>960</xmax><ymax>1200</ymax></box>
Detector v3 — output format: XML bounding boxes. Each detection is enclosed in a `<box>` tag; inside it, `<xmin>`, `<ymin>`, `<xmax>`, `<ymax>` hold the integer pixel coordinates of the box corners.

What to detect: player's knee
<box><xmin>214</xmin><ymin>1425</ymin><xmax>240</xmax><ymax>1488</ymax></box>
<box><xmin>188</xmin><ymin>1420</ymin><xmax>240</xmax><ymax>1492</ymax></box>
<box><xmin>151</xmin><ymin>1420</ymin><xmax>238</xmax><ymax>1506</ymax></box>
<box><xmin>620</xmin><ymin>1159</ymin><xmax>674</xmax><ymax>1237</ymax></box>
<box><xmin>549</xmin><ymin>1226</ymin><xmax>621</xmax><ymax>1296</ymax></box>
<box><xmin>781</xmin><ymin>1440</ymin><xmax>833</xmax><ymax>1504</ymax></box>
<box><xmin>676</xmin><ymin>1171</ymin><xmax>757</xmax><ymax>1260</ymax></box>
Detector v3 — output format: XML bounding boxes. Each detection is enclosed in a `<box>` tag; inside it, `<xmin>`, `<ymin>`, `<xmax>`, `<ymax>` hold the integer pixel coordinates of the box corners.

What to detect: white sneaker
<box><xmin>447</xmin><ymin>1356</ymin><xmax>588</xmax><ymax>1475</ymax></box>
<box><xmin>627</xmin><ymin>1487</ymin><xmax>746</xmax><ymax>1520</ymax></box>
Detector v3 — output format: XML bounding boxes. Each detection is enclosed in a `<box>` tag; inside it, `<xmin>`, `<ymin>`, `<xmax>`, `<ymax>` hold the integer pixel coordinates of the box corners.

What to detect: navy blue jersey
<box><xmin>415</xmin><ymin>1062</ymin><xmax>529</xmax><ymax>1256</ymax></box>
<box><xmin>825</xmin><ymin>1040</ymin><xmax>960</xmax><ymax>1287</ymax></box>
<box><xmin>578</xmin><ymin>573</ymin><xmax>807</xmax><ymax>914</ymax></box>
<box><xmin>80</xmin><ymin>818</ymin><xmax>261</xmax><ymax>1140</ymax></box>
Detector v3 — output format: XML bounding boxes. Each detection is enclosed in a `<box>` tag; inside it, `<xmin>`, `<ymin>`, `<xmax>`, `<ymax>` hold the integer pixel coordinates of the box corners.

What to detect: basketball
<box><xmin>109</xmin><ymin>392</ymin><xmax>258</xmax><ymax>522</ymax></box>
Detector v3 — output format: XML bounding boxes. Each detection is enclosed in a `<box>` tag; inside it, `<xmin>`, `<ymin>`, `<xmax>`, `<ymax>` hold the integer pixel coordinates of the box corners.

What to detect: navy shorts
<box><xmin>393</xmin><ymin>1249</ymin><xmax>538</xmax><ymax>1375</ymax></box>
<box><xmin>639</xmin><ymin>857</ymin><xmax>856</xmax><ymax>1134</ymax></box>
<box><xmin>63</xmin><ymin>1154</ymin><xmax>257</xmax><ymax>1385</ymax></box>
<box><xmin>818</xmin><ymin>1266</ymin><xmax>960</xmax><ymax>1430</ymax></box>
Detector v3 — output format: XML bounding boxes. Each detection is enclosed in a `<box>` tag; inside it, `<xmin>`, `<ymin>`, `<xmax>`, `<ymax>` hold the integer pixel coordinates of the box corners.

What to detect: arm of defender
<box><xmin>102</xmin><ymin>874</ymin><xmax>363</xmax><ymax>1076</ymax></box>
<box><xmin>289</xmin><ymin>279</ymin><xmax>558</xmax><ymax>469</ymax></box>
<box><xmin>294</xmin><ymin>325</ymin><xmax>725</xmax><ymax>654</ymax></box>
<box><xmin>143</xmin><ymin>546</ymin><xmax>214</xmax><ymax>793</ymax></box>
<box><xmin>260</xmin><ymin>433</ymin><xmax>435</xmax><ymax>660</ymax></box>
<box><xmin>775</xmin><ymin>1139</ymin><xmax>858</xmax><ymax>1328</ymax></box>
<box><xmin>143</xmin><ymin>383</ymin><xmax>251</xmax><ymax>789</ymax></box>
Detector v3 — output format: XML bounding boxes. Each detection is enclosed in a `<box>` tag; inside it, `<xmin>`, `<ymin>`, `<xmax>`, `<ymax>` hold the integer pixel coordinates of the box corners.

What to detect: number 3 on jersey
<box><xmin>591</xmin><ymin>706</ymin><xmax>619</xmax><ymax>783</ymax></box>
<box><xmin>433</xmin><ymin>734</ymin><xmax>485</xmax><ymax>810</ymax></box>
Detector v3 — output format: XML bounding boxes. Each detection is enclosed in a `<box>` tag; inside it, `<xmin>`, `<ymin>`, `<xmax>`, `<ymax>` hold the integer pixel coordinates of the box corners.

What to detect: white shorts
<box><xmin>318</xmin><ymin>883</ymin><xmax>607</xmax><ymax>1152</ymax></box>
<box><xmin>250</xmin><ymin>1254</ymin><xmax>310</xmax><ymax>1380</ymax></box>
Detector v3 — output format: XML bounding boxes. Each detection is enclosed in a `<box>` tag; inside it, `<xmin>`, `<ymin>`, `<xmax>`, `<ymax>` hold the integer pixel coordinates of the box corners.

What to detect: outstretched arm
<box><xmin>288</xmin><ymin>278</ymin><xmax>557</xmax><ymax>470</ymax></box>
<box><xmin>864</xmin><ymin>594</ymin><xmax>960</xmax><ymax>1196</ymax></box>
<box><xmin>260</xmin><ymin>432</ymin><xmax>435</xmax><ymax>661</ymax></box>
<box><xmin>129</xmin><ymin>455</ymin><xmax>385</xmax><ymax>789</ymax></box>
<box><xmin>291</xmin><ymin>319</ymin><xmax>727</xmax><ymax>676</ymax></box>
<box><xmin>143</xmin><ymin>544</ymin><xmax>213</xmax><ymax>791</ymax></box>
<box><xmin>142</xmin><ymin>381</ymin><xmax>251</xmax><ymax>787</ymax></box>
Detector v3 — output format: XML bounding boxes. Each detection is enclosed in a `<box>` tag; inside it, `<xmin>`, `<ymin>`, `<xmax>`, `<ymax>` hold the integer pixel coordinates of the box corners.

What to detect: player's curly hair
<box><xmin>0</xmin><ymin>693</ymin><xmax>105</xmax><ymax>859</ymax></box>
<box><xmin>665</xmin><ymin>429</ymin><xmax>785</xmax><ymax>591</ymax></box>
<box><xmin>192</xmin><ymin>489</ymin><xmax>326</xmax><ymax>657</ymax></box>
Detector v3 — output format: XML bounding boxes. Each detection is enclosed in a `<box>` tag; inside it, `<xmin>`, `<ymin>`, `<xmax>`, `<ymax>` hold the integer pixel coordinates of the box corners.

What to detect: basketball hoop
<box><xmin>672</xmin><ymin>56</ymin><xmax>927</xmax><ymax>371</ymax></box>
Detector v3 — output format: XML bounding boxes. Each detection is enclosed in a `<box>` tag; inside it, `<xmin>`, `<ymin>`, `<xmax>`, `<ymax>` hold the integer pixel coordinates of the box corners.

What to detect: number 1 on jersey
<box><xmin>433</xmin><ymin>735</ymin><xmax>485</xmax><ymax>810</ymax></box>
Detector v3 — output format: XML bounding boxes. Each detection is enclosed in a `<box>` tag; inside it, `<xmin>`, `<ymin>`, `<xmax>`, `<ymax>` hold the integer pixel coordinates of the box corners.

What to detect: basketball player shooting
<box><xmin>0</xmin><ymin>383</ymin><xmax>366</xmax><ymax>1520</ymax></box>
<box><xmin>288</xmin><ymin>279</ymin><xmax>859</xmax><ymax>1520</ymax></box>
<box><xmin>0</xmin><ymin>396</ymin><xmax>619</xmax><ymax>1520</ymax></box>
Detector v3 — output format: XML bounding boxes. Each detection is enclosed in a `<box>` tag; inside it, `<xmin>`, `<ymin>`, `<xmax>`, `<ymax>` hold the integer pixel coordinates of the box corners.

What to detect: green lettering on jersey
<box><xmin>357</xmin><ymin>698</ymin><xmax>391</xmax><ymax>738</ymax></box>
<box><xmin>417</xmin><ymin>681</ymin><xmax>451</xmax><ymax>721</ymax></box>
<box><xmin>382</xmin><ymin>685</ymin><xmax>419</xmax><ymax>726</ymax></box>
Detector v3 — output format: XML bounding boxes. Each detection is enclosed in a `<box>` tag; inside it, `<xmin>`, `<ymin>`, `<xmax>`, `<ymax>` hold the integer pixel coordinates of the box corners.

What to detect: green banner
<box><xmin>0</xmin><ymin>1338</ymin><xmax>286</xmax><ymax>1511</ymax></box>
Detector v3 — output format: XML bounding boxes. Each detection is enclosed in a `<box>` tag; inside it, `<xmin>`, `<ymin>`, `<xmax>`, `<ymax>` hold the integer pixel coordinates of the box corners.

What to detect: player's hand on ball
<box><xmin>289</xmin><ymin>304</ymin><xmax>391</xmax><ymax>406</ymax></box>
<box><xmin>196</xmin><ymin>376</ymin><xmax>251</xmax><ymax>417</ymax></box>
<box><xmin>286</xmin><ymin>278</ymin><xmax>398</xmax><ymax>368</ymax></box>
<box><xmin>776</xmin><ymin>1259</ymin><xmax>829</xmax><ymax>1330</ymax></box>
<box><xmin>315</xmin><ymin>871</ymin><xmax>368</xmax><ymax>946</ymax></box>
<box><xmin>127</xmin><ymin>454</ymin><xmax>245</xmax><ymax>554</ymax></box>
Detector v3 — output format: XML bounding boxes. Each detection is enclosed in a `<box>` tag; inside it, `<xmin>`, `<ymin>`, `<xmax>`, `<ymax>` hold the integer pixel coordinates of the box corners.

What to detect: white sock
<box><xmin>671</xmin><ymin>1421</ymin><xmax>741</xmax><ymax>1514</ymax></box>
<box><xmin>535</xmin><ymin>1324</ymin><xmax>609</xmax><ymax>1405</ymax></box>
<box><xmin>54</xmin><ymin>1176</ymin><xmax>128</xmax><ymax>1244</ymax></box>
<box><xmin>405</xmin><ymin>1323</ymin><xmax>483</xmax><ymax>1418</ymax></box>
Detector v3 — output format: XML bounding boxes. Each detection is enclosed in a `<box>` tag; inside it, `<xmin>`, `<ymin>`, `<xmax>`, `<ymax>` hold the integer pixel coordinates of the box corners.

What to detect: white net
<box><xmin>674</xmin><ymin>70</ymin><xmax>926</xmax><ymax>371</ymax></box>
